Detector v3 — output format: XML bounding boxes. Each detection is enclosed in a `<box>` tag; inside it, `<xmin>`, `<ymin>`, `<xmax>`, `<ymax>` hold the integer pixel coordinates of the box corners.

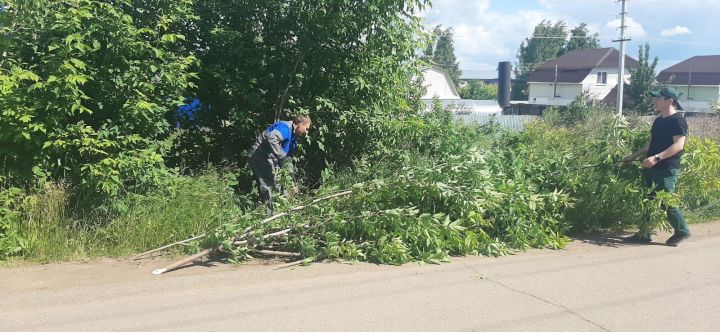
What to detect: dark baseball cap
<box><xmin>650</xmin><ymin>87</ymin><xmax>683</xmax><ymax>110</ymax></box>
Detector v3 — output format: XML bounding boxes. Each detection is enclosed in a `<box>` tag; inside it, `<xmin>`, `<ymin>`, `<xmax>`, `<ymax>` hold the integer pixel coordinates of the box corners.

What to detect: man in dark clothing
<box><xmin>247</xmin><ymin>115</ymin><xmax>311</xmax><ymax>213</ymax></box>
<box><xmin>623</xmin><ymin>87</ymin><xmax>690</xmax><ymax>246</ymax></box>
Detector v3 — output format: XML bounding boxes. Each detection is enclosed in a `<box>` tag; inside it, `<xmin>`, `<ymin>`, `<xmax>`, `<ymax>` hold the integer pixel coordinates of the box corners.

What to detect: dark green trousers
<box><xmin>642</xmin><ymin>167</ymin><xmax>690</xmax><ymax>235</ymax></box>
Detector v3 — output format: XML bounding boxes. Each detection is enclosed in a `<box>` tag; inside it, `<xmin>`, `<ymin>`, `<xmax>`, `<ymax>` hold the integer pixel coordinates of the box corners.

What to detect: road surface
<box><xmin>2</xmin><ymin>222</ymin><xmax>719</xmax><ymax>331</ymax></box>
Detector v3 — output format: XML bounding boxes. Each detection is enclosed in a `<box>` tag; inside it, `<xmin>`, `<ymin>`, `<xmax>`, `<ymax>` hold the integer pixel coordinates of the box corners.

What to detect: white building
<box><xmin>657</xmin><ymin>55</ymin><xmax>720</xmax><ymax>113</ymax></box>
<box><xmin>421</xmin><ymin>66</ymin><xmax>460</xmax><ymax>100</ymax></box>
<box><xmin>420</xmin><ymin>66</ymin><xmax>501</xmax><ymax>114</ymax></box>
<box><xmin>526</xmin><ymin>48</ymin><xmax>638</xmax><ymax>106</ymax></box>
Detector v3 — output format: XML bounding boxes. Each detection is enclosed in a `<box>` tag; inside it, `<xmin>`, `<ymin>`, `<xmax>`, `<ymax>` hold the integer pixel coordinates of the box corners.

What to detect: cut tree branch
<box><xmin>253</xmin><ymin>250</ymin><xmax>300</xmax><ymax>257</ymax></box>
<box><xmin>132</xmin><ymin>235</ymin><xmax>205</xmax><ymax>260</ymax></box>
<box><xmin>152</xmin><ymin>190</ymin><xmax>352</xmax><ymax>275</ymax></box>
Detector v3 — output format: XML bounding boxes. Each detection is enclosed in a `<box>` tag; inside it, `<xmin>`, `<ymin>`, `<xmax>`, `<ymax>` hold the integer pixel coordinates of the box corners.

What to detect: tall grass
<box><xmin>17</xmin><ymin>183</ymin><xmax>84</xmax><ymax>262</ymax></box>
<box><xmin>17</xmin><ymin>173</ymin><xmax>243</xmax><ymax>262</ymax></box>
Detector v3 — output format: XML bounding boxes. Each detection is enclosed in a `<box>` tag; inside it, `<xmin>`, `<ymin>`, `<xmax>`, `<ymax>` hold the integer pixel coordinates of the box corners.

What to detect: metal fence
<box><xmin>454</xmin><ymin>113</ymin><xmax>540</xmax><ymax>131</ymax></box>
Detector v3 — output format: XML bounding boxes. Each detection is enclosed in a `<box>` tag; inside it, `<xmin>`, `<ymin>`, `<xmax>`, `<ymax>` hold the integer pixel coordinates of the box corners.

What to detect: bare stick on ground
<box><xmin>132</xmin><ymin>235</ymin><xmax>206</xmax><ymax>260</ymax></box>
<box><xmin>273</xmin><ymin>259</ymin><xmax>306</xmax><ymax>270</ymax></box>
<box><xmin>253</xmin><ymin>250</ymin><xmax>301</xmax><ymax>257</ymax></box>
<box><xmin>152</xmin><ymin>248</ymin><xmax>216</xmax><ymax>275</ymax></box>
<box><xmin>233</xmin><ymin>228</ymin><xmax>291</xmax><ymax>246</ymax></box>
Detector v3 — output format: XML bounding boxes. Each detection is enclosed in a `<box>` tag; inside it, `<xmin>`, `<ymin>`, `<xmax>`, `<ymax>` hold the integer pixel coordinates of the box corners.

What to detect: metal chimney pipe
<box><xmin>497</xmin><ymin>61</ymin><xmax>512</xmax><ymax>109</ymax></box>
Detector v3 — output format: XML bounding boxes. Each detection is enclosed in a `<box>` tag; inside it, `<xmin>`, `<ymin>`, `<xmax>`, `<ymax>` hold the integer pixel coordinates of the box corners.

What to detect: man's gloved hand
<box><xmin>288</xmin><ymin>184</ymin><xmax>299</xmax><ymax>198</ymax></box>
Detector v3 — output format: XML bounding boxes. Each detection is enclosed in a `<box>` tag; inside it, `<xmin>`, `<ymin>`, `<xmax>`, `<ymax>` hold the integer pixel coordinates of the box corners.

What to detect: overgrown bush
<box><xmin>3</xmin><ymin>105</ymin><xmax>719</xmax><ymax>262</ymax></box>
<box><xmin>203</xmin><ymin>109</ymin><xmax>575</xmax><ymax>265</ymax></box>
<box><xmin>681</xmin><ymin>138</ymin><xmax>720</xmax><ymax>219</ymax></box>
<box><xmin>2</xmin><ymin>2</ymin><xmax>718</xmax><ymax>264</ymax></box>
<box><xmin>0</xmin><ymin>0</ymin><xmax>195</xmax><ymax>197</ymax></box>
<box><xmin>524</xmin><ymin>111</ymin><xmax>719</xmax><ymax>232</ymax></box>
<box><xmin>519</xmin><ymin>115</ymin><xmax>670</xmax><ymax>232</ymax></box>
<box><xmin>543</xmin><ymin>90</ymin><xmax>611</xmax><ymax>127</ymax></box>
<box><xmin>170</xmin><ymin>0</ymin><xmax>431</xmax><ymax>182</ymax></box>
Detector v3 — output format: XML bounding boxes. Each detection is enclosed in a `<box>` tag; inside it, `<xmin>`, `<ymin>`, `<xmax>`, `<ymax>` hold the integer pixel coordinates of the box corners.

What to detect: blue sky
<box><xmin>420</xmin><ymin>0</ymin><xmax>720</xmax><ymax>72</ymax></box>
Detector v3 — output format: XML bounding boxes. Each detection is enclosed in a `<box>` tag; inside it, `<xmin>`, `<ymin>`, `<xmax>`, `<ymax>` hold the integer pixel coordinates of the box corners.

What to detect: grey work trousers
<box><xmin>248</xmin><ymin>158</ymin><xmax>278</xmax><ymax>214</ymax></box>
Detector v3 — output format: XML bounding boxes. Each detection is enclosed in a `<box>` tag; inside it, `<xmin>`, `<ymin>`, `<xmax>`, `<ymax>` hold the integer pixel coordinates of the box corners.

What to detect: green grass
<box><xmin>17</xmin><ymin>173</ymin><xmax>243</xmax><ymax>262</ymax></box>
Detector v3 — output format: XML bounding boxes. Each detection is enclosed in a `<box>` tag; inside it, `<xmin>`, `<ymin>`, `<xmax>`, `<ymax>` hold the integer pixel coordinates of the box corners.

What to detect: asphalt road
<box><xmin>2</xmin><ymin>222</ymin><xmax>719</xmax><ymax>332</ymax></box>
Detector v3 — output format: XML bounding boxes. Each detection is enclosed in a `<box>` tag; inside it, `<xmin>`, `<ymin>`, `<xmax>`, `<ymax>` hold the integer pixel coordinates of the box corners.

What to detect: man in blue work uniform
<box><xmin>247</xmin><ymin>115</ymin><xmax>311</xmax><ymax>213</ymax></box>
<box><xmin>623</xmin><ymin>87</ymin><xmax>690</xmax><ymax>246</ymax></box>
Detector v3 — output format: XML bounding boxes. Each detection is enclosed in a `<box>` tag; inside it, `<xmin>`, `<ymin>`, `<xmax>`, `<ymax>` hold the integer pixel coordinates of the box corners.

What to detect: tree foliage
<box><xmin>459</xmin><ymin>81</ymin><xmax>497</xmax><ymax>100</ymax></box>
<box><xmin>625</xmin><ymin>43</ymin><xmax>659</xmax><ymax>115</ymax></box>
<box><xmin>0</xmin><ymin>0</ymin><xmax>431</xmax><ymax>196</ymax></box>
<box><xmin>170</xmin><ymin>0</ymin><xmax>430</xmax><ymax>182</ymax></box>
<box><xmin>0</xmin><ymin>0</ymin><xmax>196</xmax><ymax>196</ymax></box>
<box><xmin>563</xmin><ymin>23</ymin><xmax>600</xmax><ymax>54</ymax></box>
<box><xmin>513</xmin><ymin>20</ymin><xmax>599</xmax><ymax>100</ymax></box>
<box><xmin>423</xmin><ymin>25</ymin><xmax>461</xmax><ymax>87</ymax></box>
<box><xmin>0</xmin><ymin>3</ymin><xmax>10</xmax><ymax>55</ymax></box>
<box><xmin>543</xmin><ymin>90</ymin><xmax>610</xmax><ymax>127</ymax></box>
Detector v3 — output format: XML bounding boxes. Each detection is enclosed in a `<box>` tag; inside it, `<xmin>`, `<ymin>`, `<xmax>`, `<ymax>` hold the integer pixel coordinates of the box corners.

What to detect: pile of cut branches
<box><xmin>149</xmin><ymin>190</ymin><xmax>353</xmax><ymax>274</ymax></box>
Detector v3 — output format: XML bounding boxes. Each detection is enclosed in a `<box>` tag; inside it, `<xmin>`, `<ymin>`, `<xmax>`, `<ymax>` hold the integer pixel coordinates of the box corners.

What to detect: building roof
<box><xmin>420</xmin><ymin>65</ymin><xmax>460</xmax><ymax>100</ymax></box>
<box><xmin>657</xmin><ymin>55</ymin><xmax>720</xmax><ymax>85</ymax></box>
<box><xmin>527</xmin><ymin>48</ymin><xmax>639</xmax><ymax>83</ymax></box>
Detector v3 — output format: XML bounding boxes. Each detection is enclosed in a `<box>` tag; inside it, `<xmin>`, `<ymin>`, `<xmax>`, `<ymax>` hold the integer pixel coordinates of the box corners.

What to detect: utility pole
<box><xmin>613</xmin><ymin>0</ymin><xmax>630</xmax><ymax>116</ymax></box>
<box><xmin>687</xmin><ymin>70</ymin><xmax>692</xmax><ymax>100</ymax></box>
<box><xmin>553</xmin><ymin>64</ymin><xmax>559</xmax><ymax>106</ymax></box>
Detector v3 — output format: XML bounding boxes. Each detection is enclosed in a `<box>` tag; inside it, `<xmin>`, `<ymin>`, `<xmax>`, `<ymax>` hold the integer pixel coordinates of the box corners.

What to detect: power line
<box><xmin>454</xmin><ymin>34</ymin><xmax>597</xmax><ymax>38</ymax></box>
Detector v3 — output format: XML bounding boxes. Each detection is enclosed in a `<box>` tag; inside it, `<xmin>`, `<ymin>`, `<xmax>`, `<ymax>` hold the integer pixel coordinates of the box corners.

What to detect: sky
<box><xmin>419</xmin><ymin>0</ymin><xmax>720</xmax><ymax>73</ymax></box>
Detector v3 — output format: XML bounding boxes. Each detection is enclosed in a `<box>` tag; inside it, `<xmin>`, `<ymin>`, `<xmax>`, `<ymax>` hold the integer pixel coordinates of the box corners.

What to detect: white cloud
<box><xmin>474</xmin><ymin>0</ymin><xmax>490</xmax><ymax>13</ymax></box>
<box><xmin>660</xmin><ymin>26</ymin><xmax>692</xmax><ymax>37</ymax></box>
<box><xmin>632</xmin><ymin>0</ymin><xmax>720</xmax><ymax>9</ymax></box>
<box><xmin>424</xmin><ymin>7</ymin><xmax>565</xmax><ymax>70</ymax></box>
<box><xmin>421</xmin><ymin>0</ymin><xmax>717</xmax><ymax>71</ymax></box>
<box><xmin>605</xmin><ymin>17</ymin><xmax>647</xmax><ymax>38</ymax></box>
<box><xmin>538</xmin><ymin>0</ymin><xmax>564</xmax><ymax>9</ymax></box>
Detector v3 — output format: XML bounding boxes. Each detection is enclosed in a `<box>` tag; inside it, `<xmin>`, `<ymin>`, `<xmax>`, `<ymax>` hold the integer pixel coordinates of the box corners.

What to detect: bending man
<box><xmin>248</xmin><ymin>115</ymin><xmax>311</xmax><ymax>213</ymax></box>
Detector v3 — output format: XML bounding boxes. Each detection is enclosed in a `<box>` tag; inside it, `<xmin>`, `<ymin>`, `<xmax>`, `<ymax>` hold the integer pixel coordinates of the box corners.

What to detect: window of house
<box><xmin>596</xmin><ymin>72</ymin><xmax>607</xmax><ymax>85</ymax></box>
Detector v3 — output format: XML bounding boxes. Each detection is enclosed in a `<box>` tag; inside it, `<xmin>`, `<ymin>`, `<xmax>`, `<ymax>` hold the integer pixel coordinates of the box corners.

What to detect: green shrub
<box><xmin>543</xmin><ymin>91</ymin><xmax>612</xmax><ymax>127</ymax></box>
<box><xmin>518</xmin><ymin>114</ymin><xmax>671</xmax><ymax>232</ymax></box>
<box><xmin>0</xmin><ymin>187</ymin><xmax>28</xmax><ymax>259</ymax></box>
<box><xmin>681</xmin><ymin>138</ymin><xmax>720</xmax><ymax>220</ymax></box>
<box><xmin>0</xmin><ymin>0</ymin><xmax>195</xmax><ymax>197</ymax></box>
<box><xmin>204</xmin><ymin>114</ymin><xmax>573</xmax><ymax>265</ymax></box>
